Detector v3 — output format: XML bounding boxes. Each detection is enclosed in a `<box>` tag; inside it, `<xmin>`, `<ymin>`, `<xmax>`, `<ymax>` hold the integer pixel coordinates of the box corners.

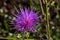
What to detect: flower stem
<box><xmin>30</xmin><ymin>0</ymin><xmax>33</xmax><ymax>9</ymax></box>
<box><xmin>39</xmin><ymin>0</ymin><xmax>45</xmax><ymax>15</ymax></box>
<box><xmin>0</xmin><ymin>37</ymin><xmax>14</xmax><ymax>39</ymax></box>
<box><xmin>45</xmin><ymin>0</ymin><xmax>50</xmax><ymax>40</ymax></box>
<box><xmin>4</xmin><ymin>19</ymin><xmax>9</xmax><ymax>31</ymax></box>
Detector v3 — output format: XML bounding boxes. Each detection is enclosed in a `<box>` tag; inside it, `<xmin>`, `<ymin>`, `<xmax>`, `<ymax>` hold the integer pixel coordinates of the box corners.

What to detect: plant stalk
<box><xmin>45</xmin><ymin>0</ymin><xmax>50</xmax><ymax>40</ymax></box>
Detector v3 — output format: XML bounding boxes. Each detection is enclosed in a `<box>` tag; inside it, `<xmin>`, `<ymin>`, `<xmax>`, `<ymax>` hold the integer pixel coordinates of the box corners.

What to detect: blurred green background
<box><xmin>0</xmin><ymin>0</ymin><xmax>60</xmax><ymax>40</ymax></box>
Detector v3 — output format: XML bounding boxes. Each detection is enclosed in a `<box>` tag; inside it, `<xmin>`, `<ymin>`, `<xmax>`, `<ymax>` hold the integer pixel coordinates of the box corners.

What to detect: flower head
<box><xmin>14</xmin><ymin>8</ymin><xmax>39</xmax><ymax>32</ymax></box>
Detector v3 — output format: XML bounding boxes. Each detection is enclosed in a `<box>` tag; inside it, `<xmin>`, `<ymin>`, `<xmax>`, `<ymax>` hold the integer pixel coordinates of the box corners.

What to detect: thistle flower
<box><xmin>14</xmin><ymin>8</ymin><xmax>39</xmax><ymax>32</ymax></box>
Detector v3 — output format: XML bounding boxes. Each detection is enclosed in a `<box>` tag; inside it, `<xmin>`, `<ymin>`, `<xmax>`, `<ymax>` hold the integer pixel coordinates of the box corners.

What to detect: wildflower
<box><xmin>14</xmin><ymin>8</ymin><xmax>39</xmax><ymax>32</ymax></box>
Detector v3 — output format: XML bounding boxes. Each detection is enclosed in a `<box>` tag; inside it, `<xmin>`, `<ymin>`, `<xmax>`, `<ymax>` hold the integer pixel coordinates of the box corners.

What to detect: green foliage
<box><xmin>0</xmin><ymin>0</ymin><xmax>60</xmax><ymax>40</ymax></box>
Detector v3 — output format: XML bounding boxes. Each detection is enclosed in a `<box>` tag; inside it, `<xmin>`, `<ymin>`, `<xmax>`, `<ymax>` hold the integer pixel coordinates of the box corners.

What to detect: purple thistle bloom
<box><xmin>14</xmin><ymin>8</ymin><xmax>39</xmax><ymax>32</ymax></box>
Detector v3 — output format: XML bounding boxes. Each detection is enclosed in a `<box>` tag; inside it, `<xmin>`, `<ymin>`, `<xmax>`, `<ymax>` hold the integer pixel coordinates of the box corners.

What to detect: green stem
<box><xmin>14</xmin><ymin>5</ymin><xmax>19</xmax><ymax>13</ymax></box>
<box><xmin>39</xmin><ymin>0</ymin><xmax>45</xmax><ymax>15</ymax></box>
<box><xmin>4</xmin><ymin>19</ymin><xmax>9</xmax><ymax>31</ymax></box>
<box><xmin>30</xmin><ymin>0</ymin><xmax>33</xmax><ymax>9</ymax></box>
<box><xmin>0</xmin><ymin>37</ymin><xmax>14</xmax><ymax>39</ymax></box>
<box><xmin>26</xmin><ymin>32</ymin><xmax>30</xmax><ymax>39</ymax></box>
<box><xmin>45</xmin><ymin>0</ymin><xmax>50</xmax><ymax>40</ymax></box>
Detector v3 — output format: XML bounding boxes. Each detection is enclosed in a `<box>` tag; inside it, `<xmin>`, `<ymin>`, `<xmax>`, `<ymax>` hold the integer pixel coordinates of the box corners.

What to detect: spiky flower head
<box><xmin>14</xmin><ymin>8</ymin><xmax>39</xmax><ymax>33</ymax></box>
